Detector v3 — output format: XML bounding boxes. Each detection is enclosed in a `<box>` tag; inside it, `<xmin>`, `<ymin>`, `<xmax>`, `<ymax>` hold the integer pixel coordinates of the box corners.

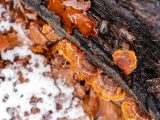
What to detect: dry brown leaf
<box><xmin>83</xmin><ymin>93</ymin><xmax>99</xmax><ymax>120</ymax></box>
<box><xmin>30</xmin><ymin>45</ymin><xmax>45</xmax><ymax>54</ymax></box>
<box><xmin>25</xmin><ymin>12</ymin><xmax>37</xmax><ymax>20</ymax></box>
<box><xmin>29</xmin><ymin>22</ymin><xmax>47</xmax><ymax>45</ymax></box>
<box><xmin>95</xmin><ymin>99</ymin><xmax>124</xmax><ymax>120</ymax></box>
<box><xmin>18</xmin><ymin>71</ymin><xmax>29</xmax><ymax>84</ymax></box>
<box><xmin>0</xmin><ymin>34</ymin><xmax>17</xmax><ymax>52</ymax></box>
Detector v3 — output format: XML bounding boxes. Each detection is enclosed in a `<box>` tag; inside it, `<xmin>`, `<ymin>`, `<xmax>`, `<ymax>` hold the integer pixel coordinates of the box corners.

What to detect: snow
<box><xmin>0</xmin><ymin>3</ymin><xmax>89</xmax><ymax>120</ymax></box>
<box><xmin>0</xmin><ymin>4</ymin><xmax>11</xmax><ymax>32</ymax></box>
<box><xmin>0</xmin><ymin>4</ymin><xmax>6</xmax><ymax>18</ymax></box>
<box><xmin>0</xmin><ymin>38</ymin><xmax>89</xmax><ymax>120</ymax></box>
<box><xmin>0</xmin><ymin>45</ymin><xmax>89</xmax><ymax>119</ymax></box>
<box><xmin>0</xmin><ymin>21</ymin><xmax>31</xmax><ymax>44</ymax></box>
<box><xmin>0</xmin><ymin>20</ymin><xmax>11</xmax><ymax>31</ymax></box>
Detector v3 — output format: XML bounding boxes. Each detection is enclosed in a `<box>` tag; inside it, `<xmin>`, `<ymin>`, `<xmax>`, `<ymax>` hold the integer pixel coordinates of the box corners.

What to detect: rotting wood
<box><xmin>22</xmin><ymin>0</ymin><xmax>160</xmax><ymax>119</ymax></box>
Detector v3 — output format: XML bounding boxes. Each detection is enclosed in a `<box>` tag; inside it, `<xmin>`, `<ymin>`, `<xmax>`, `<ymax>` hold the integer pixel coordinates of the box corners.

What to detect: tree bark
<box><xmin>22</xmin><ymin>0</ymin><xmax>160</xmax><ymax>119</ymax></box>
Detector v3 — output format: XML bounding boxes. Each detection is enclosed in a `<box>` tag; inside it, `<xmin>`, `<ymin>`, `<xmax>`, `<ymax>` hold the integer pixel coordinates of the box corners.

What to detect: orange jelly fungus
<box><xmin>56</xmin><ymin>39</ymin><xmax>98</xmax><ymax>84</ymax></box>
<box><xmin>48</xmin><ymin>0</ymin><xmax>97</xmax><ymax>37</ymax></box>
<box><xmin>122</xmin><ymin>101</ymin><xmax>151</xmax><ymax>120</ymax></box>
<box><xmin>112</xmin><ymin>50</ymin><xmax>137</xmax><ymax>75</ymax></box>
<box><xmin>56</xmin><ymin>40</ymin><xmax>126</xmax><ymax>101</ymax></box>
<box><xmin>92</xmin><ymin>72</ymin><xmax>125</xmax><ymax>101</ymax></box>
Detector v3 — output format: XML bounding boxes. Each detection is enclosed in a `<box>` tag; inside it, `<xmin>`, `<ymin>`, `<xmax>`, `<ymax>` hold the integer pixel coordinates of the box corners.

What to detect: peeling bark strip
<box><xmin>22</xmin><ymin>0</ymin><xmax>160</xmax><ymax>119</ymax></box>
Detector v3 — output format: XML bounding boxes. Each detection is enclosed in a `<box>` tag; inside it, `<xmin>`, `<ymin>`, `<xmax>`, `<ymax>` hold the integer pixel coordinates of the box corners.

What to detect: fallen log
<box><xmin>22</xmin><ymin>0</ymin><xmax>160</xmax><ymax>119</ymax></box>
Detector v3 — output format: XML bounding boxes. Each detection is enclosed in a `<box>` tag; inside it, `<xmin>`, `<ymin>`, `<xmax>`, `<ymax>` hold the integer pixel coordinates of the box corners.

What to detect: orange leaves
<box><xmin>112</xmin><ymin>50</ymin><xmax>137</xmax><ymax>75</ymax></box>
<box><xmin>29</xmin><ymin>23</ymin><xmax>60</xmax><ymax>49</ymax></box>
<box><xmin>96</xmin><ymin>99</ymin><xmax>123</xmax><ymax>120</ymax></box>
<box><xmin>29</xmin><ymin>22</ymin><xmax>47</xmax><ymax>45</ymax></box>
<box><xmin>0</xmin><ymin>34</ymin><xmax>17</xmax><ymax>51</ymax></box>
<box><xmin>48</xmin><ymin>0</ymin><xmax>97</xmax><ymax>37</ymax></box>
<box><xmin>83</xmin><ymin>95</ymin><xmax>99</xmax><ymax>120</ymax></box>
<box><xmin>122</xmin><ymin>101</ymin><xmax>151</xmax><ymax>120</ymax></box>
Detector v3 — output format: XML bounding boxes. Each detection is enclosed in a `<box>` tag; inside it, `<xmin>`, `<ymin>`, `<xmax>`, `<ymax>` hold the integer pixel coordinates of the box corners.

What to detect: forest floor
<box><xmin>0</xmin><ymin>1</ymin><xmax>124</xmax><ymax>120</ymax></box>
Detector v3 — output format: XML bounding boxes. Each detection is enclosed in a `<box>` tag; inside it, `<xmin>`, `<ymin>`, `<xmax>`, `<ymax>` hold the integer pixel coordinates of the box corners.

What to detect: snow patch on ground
<box><xmin>0</xmin><ymin>45</ymin><xmax>88</xmax><ymax>120</ymax></box>
<box><xmin>0</xmin><ymin>3</ymin><xmax>89</xmax><ymax>120</ymax></box>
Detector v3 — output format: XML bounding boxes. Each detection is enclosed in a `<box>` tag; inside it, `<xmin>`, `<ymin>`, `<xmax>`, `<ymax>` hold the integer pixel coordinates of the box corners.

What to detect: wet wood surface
<box><xmin>22</xmin><ymin>0</ymin><xmax>160</xmax><ymax>119</ymax></box>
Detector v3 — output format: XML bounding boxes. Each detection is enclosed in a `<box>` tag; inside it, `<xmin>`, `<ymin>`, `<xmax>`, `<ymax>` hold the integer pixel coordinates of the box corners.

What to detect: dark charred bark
<box><xmin>22</xmin><ymin>0</ymin><xmax>160</xmax><ymax>119</ymax></box>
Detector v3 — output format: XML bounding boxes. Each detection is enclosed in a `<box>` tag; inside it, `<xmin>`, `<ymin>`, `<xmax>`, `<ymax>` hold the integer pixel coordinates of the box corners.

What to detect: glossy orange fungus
<box><xmin>92</xmin><ymin>72</ymin><xmax>126</xmax><ymax>101</ymax></box>
<box><xmin>56</xmin><ymin>40</ymin><xmax>125</xmax><ymax>101</ymax></box>
<box><xmin>112</xmin><ymin>50</ymin><xmax>137</xmax><ymax>75</ymax></box>
<box><xmin>48</xmin><ymin>0</ymin><xmax>97</xmax><ymax>37</ymax></box>
<box><xmin>122</xmin><ymin>101</ymin><xmax>151</xmax><ymax>120</ymax></box>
